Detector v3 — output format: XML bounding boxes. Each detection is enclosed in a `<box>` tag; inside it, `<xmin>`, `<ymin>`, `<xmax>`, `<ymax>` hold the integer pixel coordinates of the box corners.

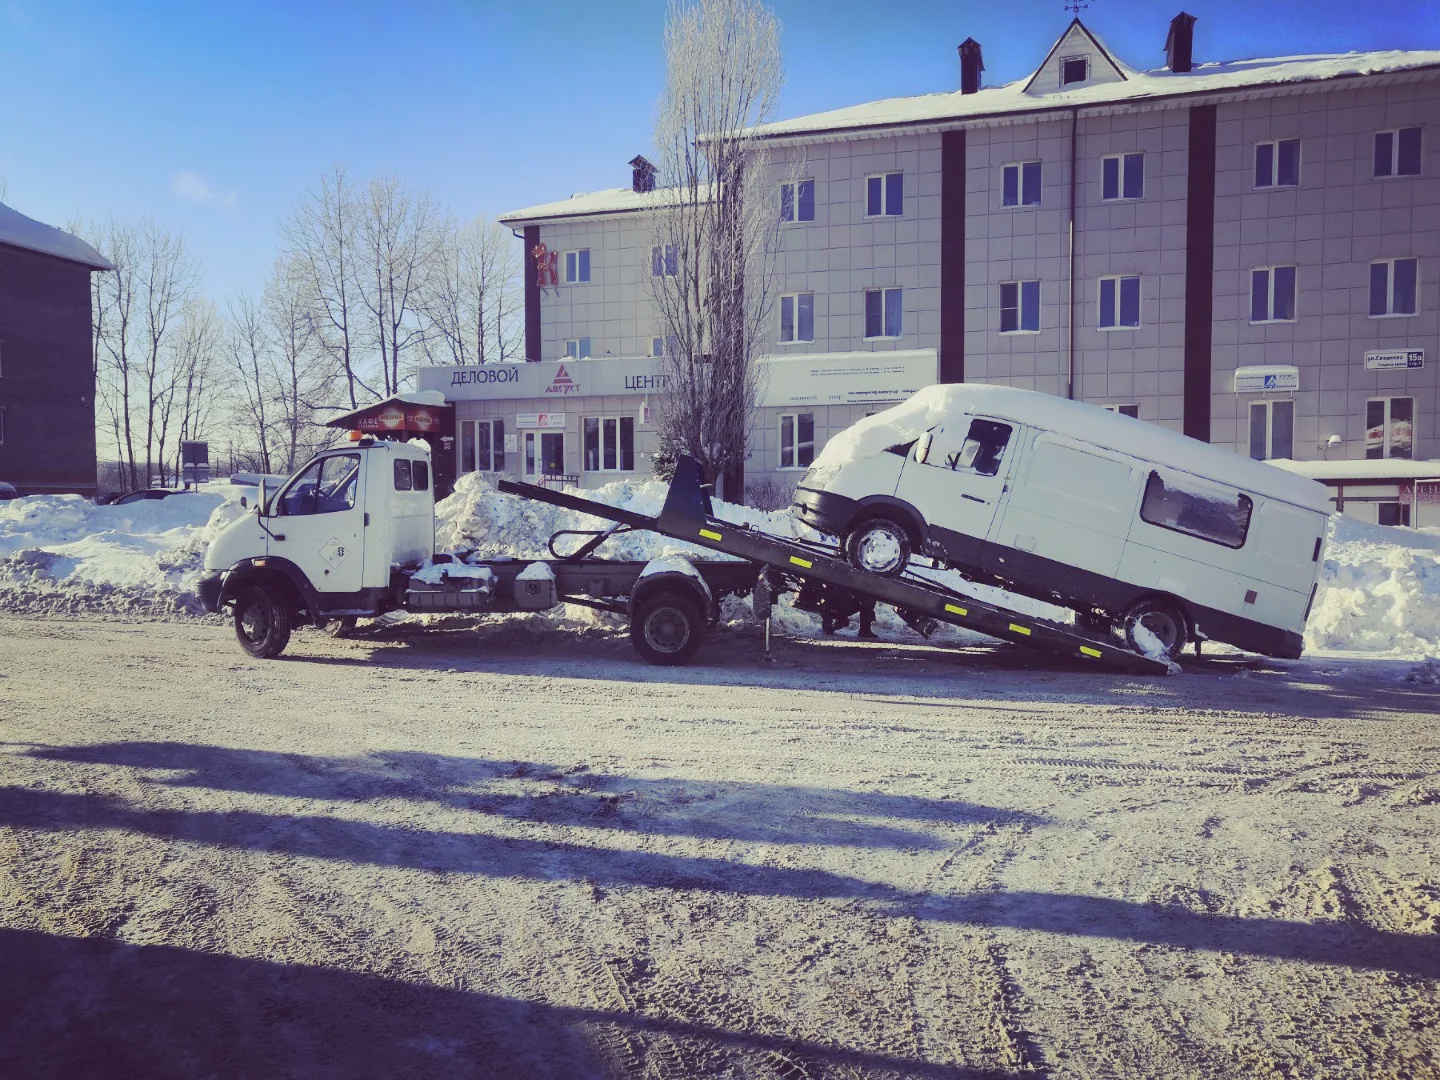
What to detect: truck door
<box><xmin>895</xmin><ymin>418</ymin><xmax>1014</xmax><ymax>566</ymax></box>
<box><xmin>269</xmin><ymin>451</ymin><xmax>367</xmax><ymax>597</ymax></box>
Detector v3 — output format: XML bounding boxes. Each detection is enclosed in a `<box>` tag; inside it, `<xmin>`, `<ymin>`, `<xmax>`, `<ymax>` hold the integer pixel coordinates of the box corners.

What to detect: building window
<box><xmin>1098</xmin><ymin>275</ymin><xmax>1141</xmax><ymax>329</ymax></box>
<box><xmin>1374</xmin><ymin>127</ymin><xmax>1422</xmax><ymax>178</ymax></box>
<box><xmin>1250</xmin><ymin>266</ymin><xmax>1297</xmax><ymax>323</ymax></box>
<box><xmin>1369</xmin><ymin>258</ymin><xmax>1419</xmax><ymax>317</ymax></box>
<box><xmin>1003</xmin><ymin>161</ymin><xmax>1042</xmax><ymax>207</ymax></box>
<box><xmin>864</xmin><ymin>287</ymin><xmax>902</xmax><ymax>339</ymax></box>
<box><xmin>1000</xmin><ymin>280</ymin><xmax>1041</xmax><ymax>333</ymax></box>
<box><xmin>779</xmin><ymin>292</ymin><xmax>815</xmax><ymax>343</ymax></box>
<box><xmin>564</xmin><ymin>337</ymin><xmax>592</xmax><ymax>359</ymax></box>
<box><xmin>1102</xmin><ymin>153</ymin><xmax>1144</xmax><ymax>200</ymax></box>
<box><xmin>651</xmin><ymin>333</ymin><xmax>678</xmax><ymax>357</ymax></box>
<box><xmin>779</xmin><ymin>412</ymin><xmax>815</xmax><ymax>469</ymax></box>
<box><xmin>1248</xmin><ymin>400</ymin><xmax>1294</xmax><ymax>460</ymax></box>
<box><xmin>564</xmin><ymin>249</ymin><xmax>590</xmax><ymax>284</ymax></box>
<box><xmin>460</xmin><ymin>418</ymin><xmax>505</xmax><ymax>473</ymax></box>
<box><xmin>1103</xmin><ymin>404</ymin><xmax>1140</xmax><ymax>418</ymax></box>
<box><xmin>1378</xmin><ymin>502</ymin><xmax>1412</xmax><ymax>528</ymax></box>
<box><xmin>1061</xmin><ymin>56</ymin><xmax>1088</xmax><ymax>86</ymax></box>
<box><xmin>1366</xmin><ymin>397</ymin><xmax>1414</xmax><ymax>459</ymax></box>
<box><xmin>865</xmin><ymin>172</ymin><xmax>903</xmax><ymax>217</ymax></box>
<box><xmin>583</xmin><ymin>416</ymin><xmax>635</xmax><ymax>472</ymax></box>
<box><xmin>1140</xmin><ymin>471</ymin><xmax>1253</xmax><ymax>549</ymax></box>
<box><xmin>1255</xmin><ymin>139</ymin><xmax>1300</xmax><ymax>188</ymax></box>
<box><xmin>651</xmin><ymin>244</ymin><xmax>678</xmax><ymax>276</ymax></box>
<box><xmin>780</xmin><ymin>179</ymin><xmax>815</xmax><ymax>222</ymax></box>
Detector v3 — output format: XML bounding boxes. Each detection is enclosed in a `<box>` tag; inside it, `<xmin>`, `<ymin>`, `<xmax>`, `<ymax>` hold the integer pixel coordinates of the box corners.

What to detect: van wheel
<box><xmin>324</xmin><ymin>616</ymin><xmax>358</xmax><ymax>638</ymax></box>
<box><xmin>845</xmin><ymin>518</ymin><xmax>912</xmax><ymax>576</ymax></box>
<box><xmin>630</xmin><ymin>591</ymin><xmax>706</xmax><ymax>666</ymax></box>
<box><xmin>234</xmin><ymin>585</ymin><xmax>292</xmax><ymax>659</ymax></box>
<box><xmin>1120</xmin><ymin>599</ymin><xmax>1188</xmax><ymax>661</ymax></box>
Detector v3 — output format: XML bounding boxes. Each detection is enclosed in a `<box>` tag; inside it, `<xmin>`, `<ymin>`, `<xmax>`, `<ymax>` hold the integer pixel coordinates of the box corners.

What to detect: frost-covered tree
<box><xmin>418</xmin><ymin>215</ymin><xmax>523</xmax><ymax>366</ymax></box>
<box><xmin>648</xmin><ymin>0</ymin><xmax>789</xmax><ymax>498</ymax></box>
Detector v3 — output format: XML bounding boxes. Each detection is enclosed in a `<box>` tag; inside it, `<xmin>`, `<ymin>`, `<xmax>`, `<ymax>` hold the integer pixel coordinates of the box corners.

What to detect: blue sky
<box><xmin>2</xmin><ymin>0</ymin><xmax>1435</xmax><ymax>297</ymax></box>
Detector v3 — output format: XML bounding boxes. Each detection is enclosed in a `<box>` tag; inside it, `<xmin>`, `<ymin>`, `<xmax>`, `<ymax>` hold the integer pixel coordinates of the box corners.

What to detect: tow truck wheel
<box><xmin>630</xmin><ymin>591</ymin><xmax>705</xmax><ymax>666</ymax></box>
<box><xmin>234</xmin><ymin>584</ymin><xmax>292</xmax><ymax>659</ymax></box>
<box><xmin>845</xmin><ymin>518</ymin><xmax>912</xmax><ymax>577</ymax></box>
<box><xmin>1120</xmin><ymin>598</ymin><xmax>1188</xmax><ymax>661</ymax></box>
<box><xmin>324</xmin><ymin>616</ymin><xmax>358</xmax><ymax>638</ymax></box>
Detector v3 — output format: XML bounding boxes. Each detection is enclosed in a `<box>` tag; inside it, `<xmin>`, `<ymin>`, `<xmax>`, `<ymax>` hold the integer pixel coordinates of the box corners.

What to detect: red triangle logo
<box><xmin>552</xmin><ymin>365</ymin><xmax>574</xmax><ymax>386</ymax></box>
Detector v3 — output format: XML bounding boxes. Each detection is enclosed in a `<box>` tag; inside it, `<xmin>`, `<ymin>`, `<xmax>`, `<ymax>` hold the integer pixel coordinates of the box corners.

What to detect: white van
<box><xmin>791</xmin><ymin>385</ymin><xmax>1332</xmax><ymax>660</ymax></box>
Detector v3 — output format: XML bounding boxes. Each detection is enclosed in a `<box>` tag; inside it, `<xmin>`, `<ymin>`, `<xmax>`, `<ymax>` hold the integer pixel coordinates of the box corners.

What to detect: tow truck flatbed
<box><xmin>500</xmin><ymin>456</ymin><xmax>1171</xmax><ymax>676</ymax></box>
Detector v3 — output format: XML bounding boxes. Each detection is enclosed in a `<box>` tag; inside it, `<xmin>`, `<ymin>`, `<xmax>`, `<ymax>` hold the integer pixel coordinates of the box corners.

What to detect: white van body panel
<box><xmin>361</xmin><ymin>442</ymin><xmax>435</xmax><ymax>588</ymax></box>
<box><xmin>820</xmin><ymin>451</ymin><xmax>905</xmax><ymax>504</ymax></box>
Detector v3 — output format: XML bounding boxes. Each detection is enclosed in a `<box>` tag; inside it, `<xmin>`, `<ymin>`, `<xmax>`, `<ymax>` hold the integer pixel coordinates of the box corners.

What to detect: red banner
<box><xmin>355</xmin><ymin>405</ymin><xmax>443</xmax><ymax>433</ymax></box>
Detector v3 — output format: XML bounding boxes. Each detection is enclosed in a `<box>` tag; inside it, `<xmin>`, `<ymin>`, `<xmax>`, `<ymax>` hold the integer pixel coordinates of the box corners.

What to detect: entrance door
<box><xmin>893</xmin><ymin>417</ymin><xmax>1014</xmax><ymax>568</ymax></box>
<box><xmin>269</xmin><ymin>451</ymin><xmax>366</xmax><ymax>596</ymax></box>
<box><xmin>524</xmin><ymin>431</ymin><xmax>565</xmax><ymax>479</ymax></box>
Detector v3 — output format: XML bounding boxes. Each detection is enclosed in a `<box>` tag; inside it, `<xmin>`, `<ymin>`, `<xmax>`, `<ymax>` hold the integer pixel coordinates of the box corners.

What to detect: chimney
<box><xmin>959</xmin><ymin>38</ymin><xmax>984</xmax><ymax>95</ymax></box>
<box><xmin>1165</xmin><ymin>12</ymin><xmax>1196</xmax><ymax>73</ymax></box>
<box><xmin>628</xmin><ymin>155</ymin><xmax>657</xmax><ymax>194</ymax></box>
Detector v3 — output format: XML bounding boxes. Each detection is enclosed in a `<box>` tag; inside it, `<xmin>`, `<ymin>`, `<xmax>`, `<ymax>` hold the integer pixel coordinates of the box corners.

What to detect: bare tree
<box><xmin>358</xmin><ymin>175</ymin><xmax>443</xmax><ymax>394</ymax></box>
<box><xmin>171</xmin><ymin>299</ymin><xmax>224</xmax><ymax>483</ymax></box>
<box><xmin>283</xmin><ymin>165</ymin><xmax>376</xmax><ymax>409</ymax></box>
<box><xmin>264</xmin><ymin>256</ymin><xmax>329</xmax><ymax>472</ymax></box>
<box><xmin>227</xmin><ymin>293</ymin><xmax>273</xmax><ymax>474</ymax></box>
<box><xmin>418</xmin><ymin>215</ymin><xmax>523</xmax><ymax>365</ymax></box>
<box><xmin>649</xmin><ymin>0</ymin><xmax>788</xmax><ymax>498</ymax></box>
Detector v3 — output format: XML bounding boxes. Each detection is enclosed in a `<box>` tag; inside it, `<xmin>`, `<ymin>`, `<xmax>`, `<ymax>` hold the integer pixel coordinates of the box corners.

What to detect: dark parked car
<box><xmin>106</xmin><ymin>488</ymin><xmax>186</xmax><ymax>505</ymax></box>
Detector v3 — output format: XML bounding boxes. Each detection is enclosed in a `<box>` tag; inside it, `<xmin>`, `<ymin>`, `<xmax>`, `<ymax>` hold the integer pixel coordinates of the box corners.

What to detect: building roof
<box><xmin>0</xmin><ymin>202</ymin><xmax>113</xmax><ymax>270</ymax></box>
<box><xmin>498</xmin><ymin>183</ymin><xmax>712</xmax><ymax>227</ymax></box>
<box><xmin>1270</xmin><ymin>458</ymin><xmax>1440</xmax><ymax>482</ymax></box>
<box><xmin>745</xmin><ymin>44</ymin><xmax>1440</xmax><ymax>142</ymax></box>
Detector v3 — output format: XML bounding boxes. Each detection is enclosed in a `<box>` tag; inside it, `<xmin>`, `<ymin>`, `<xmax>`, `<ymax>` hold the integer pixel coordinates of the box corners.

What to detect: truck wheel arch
<box><xmin>848</xmin><ymin>497</ymin><xmax>928</xmax><ymax>550</ymax></box>
<box><xmin>220</xmin><ymin>559</ymin><xmax>320</xmax><ymax>627</ymax></box>
<box><xmin>629</xmin><ymin>572</ymin><xmax>714</xmax><ymax>665</ymax></box>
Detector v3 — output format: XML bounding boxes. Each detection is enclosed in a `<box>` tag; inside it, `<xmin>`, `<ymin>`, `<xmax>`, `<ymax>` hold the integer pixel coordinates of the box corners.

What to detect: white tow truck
<box><xmin>198</xmin><ymin>436</ymin><xmax>758</xmax><ymax>664</ymax></box>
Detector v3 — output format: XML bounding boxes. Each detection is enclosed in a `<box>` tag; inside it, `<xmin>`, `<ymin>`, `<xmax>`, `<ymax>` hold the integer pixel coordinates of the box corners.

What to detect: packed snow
<box><xmin>2</xmin><ymin>472</ymin><xmax>1439</xmax><ymax>664</ymax></box>
<box><xmin>0</xmin><ymin>201</ymin><xmax>114</xmax><ymax>269</ymax></box>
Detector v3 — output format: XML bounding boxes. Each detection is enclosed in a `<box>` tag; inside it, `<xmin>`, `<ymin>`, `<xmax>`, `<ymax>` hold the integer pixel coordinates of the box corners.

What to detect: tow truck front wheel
<box><xmin>234</xmin><ymin>584</ymin><xmax>292</xmax><ymax>659</ymax></box>
<box><xmin>630</xmin><ymin>591</ymin><xmax>705</xmax><ymax>666</ymax></box>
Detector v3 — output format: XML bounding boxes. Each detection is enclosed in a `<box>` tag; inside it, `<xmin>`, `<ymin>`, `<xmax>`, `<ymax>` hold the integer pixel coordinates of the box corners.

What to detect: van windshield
<box><xmin>920</xmin><ymin>419</ymin><xmax>1011</xmax><ymax>476</ymax></box>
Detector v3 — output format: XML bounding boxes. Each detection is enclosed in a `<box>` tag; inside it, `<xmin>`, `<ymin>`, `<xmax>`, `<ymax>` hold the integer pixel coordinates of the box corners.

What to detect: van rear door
<box><xmin>894</xmin><ymin>417</ymin><xmax>1014</xmax><ymax>565</ymax></box>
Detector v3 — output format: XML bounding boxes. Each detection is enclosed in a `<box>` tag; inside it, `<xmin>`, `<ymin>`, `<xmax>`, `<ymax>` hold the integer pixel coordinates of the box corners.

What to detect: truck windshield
<box><xmin>278</xmin><ymin>454</ymin><xmax>361</xmax><ymax>516</ymax></box>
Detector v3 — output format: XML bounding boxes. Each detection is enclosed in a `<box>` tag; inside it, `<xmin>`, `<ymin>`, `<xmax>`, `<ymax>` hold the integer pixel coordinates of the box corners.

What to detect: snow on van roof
<box><xmin>811</xmin><ymin>384</ymin><xmax>1333</xmax><ymax>513</ymax></box>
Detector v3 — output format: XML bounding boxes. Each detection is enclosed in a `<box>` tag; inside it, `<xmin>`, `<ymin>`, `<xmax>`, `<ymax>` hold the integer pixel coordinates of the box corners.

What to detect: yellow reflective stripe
<box><xmin>789</xmin><ymin>555</ymin><xmax>813</xmax><ymax>568</ymax></box>
<box><xmin>1008</xmin><ymin>623</ymin><xmax>1032</xmax><ymax>636</ymax></box>
<box><xmin>944</xmin><ymin>603</ymin><xmax>967</xmax><ymax>616</ymax></box>
<box><xmin>699</xmin><ymin>528</ymin><xmax>723</xmax><ymax>541</ymax></box>
<box><xmin>1079</xmin><ymin>645</ymin><xmax>1103</xmax><ymax>658</ymax></box>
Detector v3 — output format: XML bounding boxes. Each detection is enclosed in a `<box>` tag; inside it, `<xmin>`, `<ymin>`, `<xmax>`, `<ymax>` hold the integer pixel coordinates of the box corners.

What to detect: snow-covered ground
<box><xmin>2</xmin><ymin>474</ymin><xmax>1439</xmax><ymax>664</ymax></box>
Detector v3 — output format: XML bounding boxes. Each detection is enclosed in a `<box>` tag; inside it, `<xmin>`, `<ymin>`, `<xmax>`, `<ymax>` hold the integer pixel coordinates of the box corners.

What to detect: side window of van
<box><xmin>1141</xmin><ymin>471</ymin><xmax>1253</xmax><ymax>549</ymax></box>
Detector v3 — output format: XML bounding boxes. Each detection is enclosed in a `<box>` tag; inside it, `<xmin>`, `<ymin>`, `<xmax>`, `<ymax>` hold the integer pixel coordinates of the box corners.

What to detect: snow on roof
<box><xmin>325</xmin><ymin>391</ymin><xmax>449</xmax><ymax>429</ymax></box>
<box><xmin>746</xmin><ymin>49</ymin><xmax>1440</xmax><ymax>141</ymax></box>
<box><xmin>0</xmin><ymin>202</ymin><xmax>113</xmax><ymax>270</ymax></box>
<box><xmin>1270</xmin><ymin>458</ymin><xmax>1440</xmax><ymax>482</ymax></box>
<box><xmin>498</xmin><ymin>183</ymin><xmax>713</xmax><ymax>226</ymax></box>
<box><xmin>813</xmin><ymin>384</ymin><xmax>1333</xmax><ymax>513</ymax></box>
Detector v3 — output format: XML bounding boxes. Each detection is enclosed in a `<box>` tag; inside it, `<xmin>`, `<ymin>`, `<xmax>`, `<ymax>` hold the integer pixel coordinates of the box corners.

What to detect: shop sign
<box><xmin>544</xmin><ymin>365</ymin><xmax>580</xmax><ymax>395</ymax></box>
<box><xmin>516</xmin><ymin>413</ymin><xmax>566</xmax><ymax>429</ymax></box>
<box><xmin>356</xmin><ymin>404</ymin><xmax>443</xmax><ymax>432</ymax></box>
<box><xmin>1364</xmin><ymin>349</ymin><xmax>1424</xmax><ymax>371</ymax></box>
<box><xmin>1233</xmin><ymin>365</ymin><xmax>1299</xmax><ymax>393</ymax></box>
<box><xmin>759</xmin><ymin>350</ymin><xmax>938</xmax><ymax>408</ymax></box>
<box><xmin>1400</xmin><ymin>481</ymin><xmax>1440</xmax><ymax>504</ymax></box>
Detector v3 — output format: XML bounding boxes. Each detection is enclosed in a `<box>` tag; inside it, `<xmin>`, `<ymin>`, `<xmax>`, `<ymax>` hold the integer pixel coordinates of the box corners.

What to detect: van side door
<box><xmin>269</xmin><ymin>451</ymin><xmax>367</xmax><ymax>596</ymax></box>
<box><xmin>894</xmin><ymin>417</ymin><xmax>1015</xmax><ymax>567</ymax></box>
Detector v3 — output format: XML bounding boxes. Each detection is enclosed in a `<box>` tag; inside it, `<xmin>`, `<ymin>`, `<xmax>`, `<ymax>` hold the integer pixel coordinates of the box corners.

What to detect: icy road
<box><xmin>1</xmin><ymin>612</ymin><xmax>1437</xmax><ymax>1079</ymax></box>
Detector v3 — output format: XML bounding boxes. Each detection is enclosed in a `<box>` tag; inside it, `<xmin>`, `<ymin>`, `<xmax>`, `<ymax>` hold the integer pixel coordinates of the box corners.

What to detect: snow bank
<box><xmin>1304</xmin><ymin>516</ymin><xmax>1440</xmax><ymax>656</ymax></box>
<box><xmin>0</xmin><ymin>488</ymin><xmax>250</xmax><ymax>616</ymax></box>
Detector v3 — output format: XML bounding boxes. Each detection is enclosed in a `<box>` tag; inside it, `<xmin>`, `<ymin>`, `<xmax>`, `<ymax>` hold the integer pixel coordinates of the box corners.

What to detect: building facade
<box><xmin>0</xmin><ymin>204</ymin><xmax>113</xmax><ymax>497</ymax></box>
<box><xmin>471</xmin><ymin>14</ymin><xmax>1438</xmax><ymax>522</ymax></box>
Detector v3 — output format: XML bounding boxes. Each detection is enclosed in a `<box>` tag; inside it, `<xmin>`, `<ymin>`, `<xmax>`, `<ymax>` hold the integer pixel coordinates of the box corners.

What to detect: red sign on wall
<box><xmin>356</xmin><ymin>405</ymin><xmax>443</xmax><ymax>432</ymax></box>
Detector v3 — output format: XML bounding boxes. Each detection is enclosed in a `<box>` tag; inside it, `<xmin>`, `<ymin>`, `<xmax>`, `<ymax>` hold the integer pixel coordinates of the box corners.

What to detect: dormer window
<box><xmin>1061</xmin><ymin>56</ymin><xmax>1088</xmax><ymax>86</ymax></box>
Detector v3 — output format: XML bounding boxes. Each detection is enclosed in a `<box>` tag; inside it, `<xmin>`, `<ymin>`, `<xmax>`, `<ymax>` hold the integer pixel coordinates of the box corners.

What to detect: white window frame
<box><xmin>1369</xmin><ymin>258</ymin><xmax>1419</xmax><ymax>318</ymax></box>
<box><xmin>778</xmin><ymin>412</ymin><xmax>815</xmax><ymax>470</ymax></box>
<box><xmin>651</xmin><ymin>244</ymin><xmax>678</xmax><ymax>277</ymax></box>
<box><xmin>1365</xmin><ymin>396</ymin><xmax>1415</xmax><ymax>460</ymax></box>
<box><xmin>582</xmin><ymin>415</ymin><xmax>636</xmax><ymax>473</ymax></box>
<box><xmin>1097</xmin><ymin>275</ymin><xmax>1141</xmax><ymax>330</ymax></box>
<box><xmin>780</xmin><ymin>178</ymin><xmax>815</xmax><ymax>223</ymax></box>
<box><xmin>778</xmin><ymin>292</ymin><xmax>815</xmax><ymax>344</ymax></box>
<box><xmin>863</xmin><ymin>287</ymin><xmax>902</xmax><ymax>340</ymax></box>
<box><xmin>1248</xmin><ymin>399</ymin><xmax>1294</xmax><ymax>461</ymax></box>
<box><xmin>1254</xmin><ymin>139</ymin><xmax>1301</xmax><ymax>189</ymax></box>
<box><xmin>1101</xmin><ymin>153</ymin><xmax>1144</xmax><ymax>201</ymax></box>
<box><xmin>460</xmin><ymin>418</ymin><xmax>505</xmax><ymax>473</ymax></box>
<box><xmin>1250</xmin><ymin>266</ymin><xmax>1297</xmax><ymax>324</ymax></box>
<box><xmin>1060</xmin><ymin>55</ymin><xmax>1088</xmax><ymax>87</ymax></box>
<box><xmin>999</xmin><ymin>280</ymin><xmax>1041</xmax><ymax>335</ymax></box>
<box><xmin>1002</xmin><ymin>161</ymin><xmax>1042</xmax><ymax>208</ymax></box>
<box><xmin>864</xmin><ymin>172</ymin><xmax>903</xmax><ymax>218</ymax></box>
<box><xmin>1374</xmin><ymin>126</ymin><xmax>1422</xmax><ymax>178</ymax></box>
<box><xmin>1102</xmin><ymin>404</ymin><xmax>1140</xmax><ymax>418</ymax></box>
<box><xmin>564</xmin><ymin>337</ymin><xmax>592</xmax><ymax>359</ymax></box>
<box><xmin>563</xmin><ymin>249</ymin><xmax>590</xmax><ymax>284</ymax></box>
